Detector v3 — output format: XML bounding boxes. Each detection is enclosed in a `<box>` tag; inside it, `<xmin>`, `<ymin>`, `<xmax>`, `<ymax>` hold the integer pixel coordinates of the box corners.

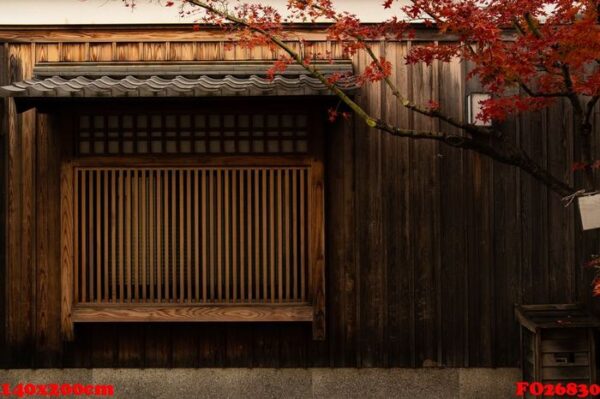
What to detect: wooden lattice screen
<box><xmin>61</xmin><ymin>109</ymin><xmax>325</xmax><ymax>341</ymax></box>
<box><xmin>73</xmin><ymin>167</ymin><xmax>310</xmax><ymax>305</ymax></box>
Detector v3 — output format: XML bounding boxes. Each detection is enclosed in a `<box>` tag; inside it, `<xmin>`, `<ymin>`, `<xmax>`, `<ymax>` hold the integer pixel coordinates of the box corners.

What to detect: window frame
<box><xmin>60</xmin><ymin>101</ymin><xmax>326</xmax><ymax>341</ymax></box>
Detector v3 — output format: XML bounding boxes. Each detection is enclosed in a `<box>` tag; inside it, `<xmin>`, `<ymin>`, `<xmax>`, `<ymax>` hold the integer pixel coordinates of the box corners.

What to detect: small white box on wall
<box><xmin>578</xmin><ymin>193</ymin><xmax>600</xmax><ymax>230</ymax></box>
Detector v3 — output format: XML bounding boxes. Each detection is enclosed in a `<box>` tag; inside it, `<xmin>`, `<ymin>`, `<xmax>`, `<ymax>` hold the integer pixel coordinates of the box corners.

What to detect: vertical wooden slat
<box><xmin>262</xmin><ymin>169</ymin><xmax>268</xmax><ymax>302</ymax></box>
<box><xmin>171</xmin><ymin>170</ymin><xmax>177</xmax><ymax>302</ymax></box>
<box><xmin>232</xmin><ymin>169</ymin><xmax>238</xmax><ymax>302</ymax></box>
<box><xmin>156</xmin><ymin>170</ymin><xmax>162</xmax><ymax>303</ymax></box>
<box><xmin>284</xmin><ymin>169</ymin><xmax>290</xmax><ymax>301</ymax></box>
<box><xmin>270</xmin><ymin>169</ymin><xmax>275</xmax><ymax>303</ymax></box>
<box><xmin>149</xmin><ymin>170</ymin><xmax>154</xmax><ymax>302</ymax></box>
<box><xmin>217</xmin><ymin>169</ymin><xmax>222</xmax><ymax>301</ymax></box>
<box><xmin>82</xmin><ymin>170</ymin><xmax>87</xmax><ymax>303</ymax></box>
<box><xmin>133</xmin><ymin>169</ymin><xmax>139</xmax><ymax>302</ymax></box>
<box><xmin>300</xmin><ymin>170</ymin><xmax>306</xmax><ymax>301</ymax></box>
<box><xmin>292</xmin><ymin>170</ymin><xmax>298</xmax><ymax>301</ymax></box>
<box><xmin>96</xmin><ymin>170</ymin><xmax>101</xmax><ymax>303</ymax></box>
<box><xmin>277</xmin><ymin>169</ymin><xmax>283</xmax><ymax>303</ymax></box>
<box><xmin>255</xmin><ymin>169</ymin><xmax>261</xmax><ymax>301</ymax></box>
<box><xmin>187</xmin><ymin>170</ymin><xmax>192</xmax><ymax>303</ymax></box>
<box><xmin>89</xmin><ymin>171</ymin><xmax>95</xmax><ymax>302</ymax></box>
<box><xmin>225</xmin><ymin>169</ymin><xmax>230</xmax><ymax>302</ymax></box>
<box><xmin>202</xmin><ymin>170</ymin><xmax>208</xmax><ymax>303</ymax></box>
<box><xmin>104</xmin><ymin>170</ymin><xmax>109</xmax><ymax>302</ymax></box>
<box><xmin>310</xmin><ymin>161</ymin><xmax>326</xmax><ymax>340</ymax></box>
<box><xmin>111</xmin><ymin>170</ymin><xmax>116</xmax><ymax>303</ymax></box>
<box><xmin>194</xmin><ymin>170</ymin><xmax>200</xmax><ymax>302</ymax></box>
<box><xmin>209</xmin><ymin>169</ymin><xmax>214</xmax><ymax>301</ymax></box>
<box><xmin>141</xmin><ymin>170</ymin><xmax>147</xmax><ymax>302</ymax></box>
<box><xmin>60</xmin><ymin>163</ymin><xmax>74</xmax><ymax>340</ymax></box>
<box><xmin>74</xmin><ymin>170</ymin><xmax>79</xmax><ymax>304</ymax></box>
<box><xmin>126</xmin><ymin>170</ymin><xmax>131</xmax><ymax>302</ymax></box>
<box><xmin>164</xmin><ymin>171</ymin><xmax>170</xmax><ymax>301</ymax></box>
<box><xmin>240</xmin><ymin>169</ymin><xmax>246</xmax><ymax>302</ymax></box>
<box><xmin>179</xmin><ymin>170</ymin><xmax>185</xmax><ymax>303</ymax></box>
<box><xmin>118</xmin><ymin>170</ymin><xmax>124</xmax><ymax>303</ymax></box>
<box><xmin>247</xmin><ymin>169</ymin><xmax>253</xmax><ymax>302</ymax></box>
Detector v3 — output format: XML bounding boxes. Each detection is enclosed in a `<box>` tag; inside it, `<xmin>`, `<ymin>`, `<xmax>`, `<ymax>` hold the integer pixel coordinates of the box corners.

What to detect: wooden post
<box><xmin>60</xmin><ymin>162</ymin><xmax>74</xmax><ymax>341</ymax></box>
<box><xmin>310</xmin><ymin>161</ymin><xmax>326</xmax><ymax>340</ymax></box>
<box><xmin>310</xmin><ymin>110</ymin><xmax>326</xmax><ymax>341</ymax></box>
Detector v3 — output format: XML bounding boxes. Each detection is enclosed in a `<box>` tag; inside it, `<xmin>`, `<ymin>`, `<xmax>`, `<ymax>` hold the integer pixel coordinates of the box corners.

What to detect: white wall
<box><xmin>0</xmin><ymin>0</ymin><xmax>398</xmax><ymax>25</ymax></box>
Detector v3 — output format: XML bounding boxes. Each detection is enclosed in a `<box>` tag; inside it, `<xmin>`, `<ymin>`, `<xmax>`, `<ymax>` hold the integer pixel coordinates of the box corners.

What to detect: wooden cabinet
<box><xmin>515</xmin><ymin>304</ymin><xmax>600</xmax><ymax>386</ymax></box>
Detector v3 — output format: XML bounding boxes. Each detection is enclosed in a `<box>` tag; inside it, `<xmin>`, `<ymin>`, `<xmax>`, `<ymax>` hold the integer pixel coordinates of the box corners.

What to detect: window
<box><xmin>76</xmin><ymin>113</ymin><xmax>309</xmax><ymax>156</ymax></box>
<box><xmin>61</xmin><ymin>106</ymin><xmax>326</xmax><ymax>340</ymax></box>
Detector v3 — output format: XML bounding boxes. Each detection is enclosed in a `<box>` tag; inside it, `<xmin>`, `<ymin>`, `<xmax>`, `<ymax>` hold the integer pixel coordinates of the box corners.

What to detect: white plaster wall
<box><xmin>0</xmin><ymin>0</ymin><xmax>400</xmax><ymax>25</ymax></box>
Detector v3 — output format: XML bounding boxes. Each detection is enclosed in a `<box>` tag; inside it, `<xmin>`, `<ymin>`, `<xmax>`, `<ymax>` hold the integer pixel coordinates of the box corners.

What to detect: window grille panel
<box><xmin>76</xmin><ymin>113</ymin><xmax>309</xmax><ymax>156</ymax></box>
<box><xmin>73</xmin><ymin>166</ymin><xmax>310</xmax><ymax>305</ymax></box>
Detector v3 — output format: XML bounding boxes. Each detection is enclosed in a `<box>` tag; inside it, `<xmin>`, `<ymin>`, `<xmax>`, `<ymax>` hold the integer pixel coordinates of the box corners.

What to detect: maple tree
<box><xmin>120</xmin><ymin>0</ymin><xmax>600</xmax><ymax>195</ymax></box>
<box><xmin>124</xmin><ymin>0</ymin><xmax>600</xmax><ymax>288</ymax></box>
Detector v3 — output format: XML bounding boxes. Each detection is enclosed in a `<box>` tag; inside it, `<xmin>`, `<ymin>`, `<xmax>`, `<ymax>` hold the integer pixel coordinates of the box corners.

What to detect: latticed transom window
<box><xmin>61</xmin><ymin>104</ymin><xmax>325</xmax><ymax>340</ymax></box>
<box><xmin>76</xmin><ymin>113</ymin><xmax>310</xmax><ymax>156</ymax></box>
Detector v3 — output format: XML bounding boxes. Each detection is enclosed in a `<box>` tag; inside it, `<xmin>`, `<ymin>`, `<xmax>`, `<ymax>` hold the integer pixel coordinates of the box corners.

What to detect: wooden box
<box><xmin>515</xmin><ymin>304</ymin><xmax>600</xmax><ymax>386</ymax></box>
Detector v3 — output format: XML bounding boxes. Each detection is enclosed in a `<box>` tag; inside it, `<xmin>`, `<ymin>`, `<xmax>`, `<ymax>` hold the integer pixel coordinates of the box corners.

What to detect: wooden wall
<box><xmin>1</xmin><ymin>27</ymin><xmax>598</xmax><ymax>368</ymax></box>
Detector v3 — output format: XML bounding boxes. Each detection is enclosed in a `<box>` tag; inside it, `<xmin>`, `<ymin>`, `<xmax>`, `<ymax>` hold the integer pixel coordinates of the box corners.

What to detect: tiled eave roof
<box><xmin>0</xmin><ymin>61</ymin><xmax>358</xmax><ymax>98</ymax></box>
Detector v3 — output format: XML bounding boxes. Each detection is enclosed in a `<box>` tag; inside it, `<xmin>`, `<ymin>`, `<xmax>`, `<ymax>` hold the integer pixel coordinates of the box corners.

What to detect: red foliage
<box><xmin>168</xmin><ymin>0</ymin><xmax>600</xmax><ymax>123</ymax></box>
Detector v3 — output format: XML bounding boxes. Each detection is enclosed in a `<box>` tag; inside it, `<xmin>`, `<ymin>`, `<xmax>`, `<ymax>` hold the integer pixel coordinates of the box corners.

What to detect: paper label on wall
<box><xmin>578</xmin><ymin>193</ymin><xmax>600</xmax><ymax>230</ymax></box>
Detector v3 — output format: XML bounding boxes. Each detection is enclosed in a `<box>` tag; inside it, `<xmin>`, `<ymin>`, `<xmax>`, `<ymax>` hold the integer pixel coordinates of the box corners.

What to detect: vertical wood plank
<box><xmin>232</xmin><ymin>169</ymin><xmax>238</xmax><ymax>302</ymax></box>
<box><xmin>202</xmin><ymin>170</ymin><xmax>208</xmax><ymax>302</ymax></box>
<box><xmin>156</xmin><ymin>170</ymin><xmax>163</xmax><ymax>303</ymax></box>
<box><xmin>224</xmin><ymin>169</ymin><xmax>230</xmax><ymax>302</ymax></box>
<box><xmin>179</xmin><ymin>170</ymin><xmax>185</xmax><ymax>303</ymax></box>
<box><xmin>217</xmin><ymin>169</ymin><xmax>223</xmax><ymax>301</ymax></box>
<box><xmin>277</xmin><ymin>170</ymin><xmax>284</xmax><ymax>302</ymax></box>
<box><xmin>186</xmin><ymin>170</ymin><xmax>192</xmax><ymax>303</ymax></box>
<box><xmin>239</xmin><ymin>170</ymin><xmax>245</xmax><ymax>302</ymax></box>
<box><xmin>111</xmin><ymin>170</ymin><xmax>116</xmax><ymax>303</ymax></box>
<box><xmin>194</xmin><ymin>170</ymin><xmax>200</xmax><ymax>302</ymax></box>
<box><xmin>171</xmin><ymin>170</ymin><xmax>177</xmax><ymax>302</ymax></box>
<box><xmin>96</xmin><ymin>171</ymin><xmax>101</xmax><ymax>303</ymax></box>
<box><xmin>118</xmin><ymin>170</ymin><xmax>124</xmax><ymax>303</ymax></box>
<box><xmin>285</xmin><ymin>170</ymin><xmax>290</xmax><ymax>301</ymax></box>
<box><xmin>300</xmin><ymin>170</ymin><xmax>306</xmax><ymax>301</ymax></box>
<box><xmin>60</xmin><ymin>162</ymin><xmax>74</xmax><ymax>341</ymax></box>
<box><xmin>270</xmin><ymin>169</ymin><xmax>275</xmax><ymax>303</ymax></box>
<box><xmin>141</xmin><ymin>170</ymin><xmax>147</xmax><ymax>302</ymax></box>
<box><xmin>126</xmin><ymin>170</ymin><xmax>131</xmax><ymax>302</ymax></box>
<box><xmin>133</xmin><ymin>169</ymin><xmax>139</xmax><ymax>302</ymax></box>
<box><xmin>149</xmin><ymin>170</ymin><xmax>154</xmax><ymax>302</ymax></box>
<box><xmin>310</xmin><ymin>148</ymin><xmax>326</xmax><ymax>340</ymax></box>
<box><xmin>89</xmin><ymin>170</ymin><xmax>94</xmax><ymax>303</ymax></box>
<box><xmin>81</xmin><ymin>170</ymin><xmax>87</xmax><ymax>303</ymax></box>
<box><xmin>104</xmin><ymin>170</ymin><xmax>109</xmax><ymax>302</ymax></box>
<box><xmin>35</xmin><ymin>113</ymin><xmax>63</xmax><ymax>365</ymax></box>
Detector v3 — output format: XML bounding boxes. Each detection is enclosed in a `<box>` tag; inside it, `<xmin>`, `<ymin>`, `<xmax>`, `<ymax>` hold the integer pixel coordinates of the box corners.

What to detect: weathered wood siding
<box><xmin>1</xmin><ymin>27</ymin><xmax>597</xmax><ymax>368</ymax></box>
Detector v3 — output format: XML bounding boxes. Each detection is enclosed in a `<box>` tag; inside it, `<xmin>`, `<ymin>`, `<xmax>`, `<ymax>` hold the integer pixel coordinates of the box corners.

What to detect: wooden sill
<box><xmin>72</xmin><ymin>304</ymin><xmax>313</xmax><ymax>323</ymax></box>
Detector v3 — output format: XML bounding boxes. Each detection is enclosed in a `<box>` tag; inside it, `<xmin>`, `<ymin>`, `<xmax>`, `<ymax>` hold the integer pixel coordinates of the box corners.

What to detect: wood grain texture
<box><xmin>0</xmin><ymin>34</ymin><xmax>597</xmax><ymax>368</ymax></box>
<box><xmin>34</xmin><ymin>113</ymin><xmax>62</xmax><ymax>365</ymax></box>
<box><xmin>60</xmin><ymin>162</ymin><xmax>74</xmax><ymax>341</ymax></box>
<box><xmin>72</xmin><ymin>305</ymin><xmax>313</xmax><ymax>322</ymax></box>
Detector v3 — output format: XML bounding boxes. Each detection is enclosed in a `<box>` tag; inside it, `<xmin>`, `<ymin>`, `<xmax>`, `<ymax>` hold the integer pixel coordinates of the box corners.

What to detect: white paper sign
<box><xmin>578</xmin><ymin>193</ymin><xmax>600</xmax><ymax>230</ymax></box>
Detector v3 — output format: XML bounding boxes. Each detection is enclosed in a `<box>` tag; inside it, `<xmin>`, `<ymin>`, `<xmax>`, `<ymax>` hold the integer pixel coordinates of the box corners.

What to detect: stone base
<box><xmin>0</xmin><ymin>368</ymin><xmax>519</xmax><ymax>398</ymax></box>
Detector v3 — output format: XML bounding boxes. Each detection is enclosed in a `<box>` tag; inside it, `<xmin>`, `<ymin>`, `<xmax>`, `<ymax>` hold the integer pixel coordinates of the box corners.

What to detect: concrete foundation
<box><xmin>0</xmin><ymin>368</ymin><xmax>520</xmax><ymax>398</ymax></box>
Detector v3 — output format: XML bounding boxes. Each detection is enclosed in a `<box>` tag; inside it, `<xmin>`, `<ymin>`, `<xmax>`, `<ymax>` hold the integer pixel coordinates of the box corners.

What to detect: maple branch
<box><xmin>376</xmin><ymin>118</ymin><xmax>574</xmax><ymax>195</ymax></box>
<box><xmin>518</xmin><ymin>82</ymin><xmax>569</xmax><ymax>98</ymax></box>
<box><xmin>188</xmin><ymin>0</ymin><xmax>377</xmax><ymax>126</ymax></box>
<box><xmin>304</xmin><ymin>1</ymin><xmax>497</xmax><ymax>139</ymax></box>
